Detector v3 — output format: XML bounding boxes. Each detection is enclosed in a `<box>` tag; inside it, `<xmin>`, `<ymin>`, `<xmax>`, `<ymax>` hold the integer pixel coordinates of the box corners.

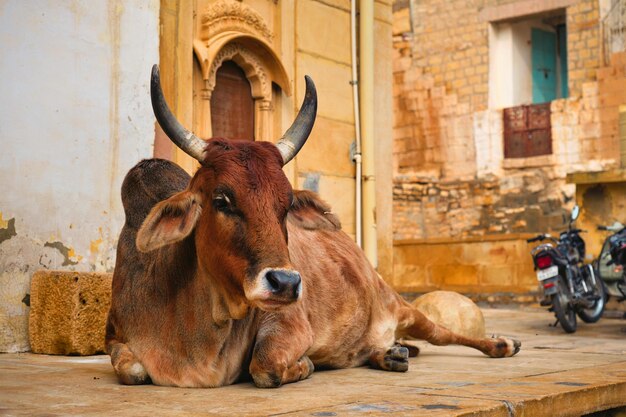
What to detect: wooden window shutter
<box><xmin>503</xmin><ymin>103</ymin><xmax>552</xmax><ymax>159</ymax></box>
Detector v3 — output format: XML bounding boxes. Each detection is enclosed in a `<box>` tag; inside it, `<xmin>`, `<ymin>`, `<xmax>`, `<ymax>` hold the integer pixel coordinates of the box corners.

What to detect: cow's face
<box><xmin>137</xmin><ymin>65</ymin><xmax>316</xmax><ymax>317</ymax></box>
<box><xmin>136</xmin><ymin>139</ymin><xmax>302</xmax><ymax>312</ymax></box>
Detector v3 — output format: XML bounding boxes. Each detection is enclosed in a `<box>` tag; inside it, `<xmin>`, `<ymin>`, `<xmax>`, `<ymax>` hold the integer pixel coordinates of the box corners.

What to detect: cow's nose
<box><xmin>265</xmin><ymin>269</ymin><xmax>302</xmax><ymax>299</ymax></box>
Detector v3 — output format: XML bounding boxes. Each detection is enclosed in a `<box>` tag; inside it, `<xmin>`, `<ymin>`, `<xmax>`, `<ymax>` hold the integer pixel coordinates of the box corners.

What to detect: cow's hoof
<box><xmin>382</xmin><ymin>346</ymin><xmax>409</xmax><ymax>372</ymax></box>
<box><xmin>396</xmin><ymin>341</ymin><xmax>420</xmax><ymax>357</ymax></box>
<box><xmin>490</xmin><ymin>337</ymin><xmax>521</xmax><ymax>358</ymax></box>
<box><xmin>252</xmin><ymin>372</ymin><xmax>283</xmax><ymax>388</ymax></box>
<box><xmin>298</xmin><ymin>355</ymin><xmax>315</xmax><ymax>380</ymax></box>
<box><xmin>118</xmin><ymin>362</ymin><xmax>151</xmax><ymax>385</ymax></box>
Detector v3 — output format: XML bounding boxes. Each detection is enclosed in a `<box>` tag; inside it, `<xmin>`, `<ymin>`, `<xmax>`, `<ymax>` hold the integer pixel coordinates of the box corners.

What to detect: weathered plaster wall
<box><xmin>0</xmin><ymin>1</ymin><xmax>159</xmax><ymax>352</ymax></box>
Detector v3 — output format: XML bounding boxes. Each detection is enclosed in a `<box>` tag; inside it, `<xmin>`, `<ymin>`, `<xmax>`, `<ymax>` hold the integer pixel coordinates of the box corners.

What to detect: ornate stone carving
<box><xmin>206</xmin><ymin>42</ymin><xmax>271</xmax><ymax>100</ymax></box>
<box><xmin>200</xmin><ymin>0</ymin><xmax>273</xmax><ymax>42</ymax></box>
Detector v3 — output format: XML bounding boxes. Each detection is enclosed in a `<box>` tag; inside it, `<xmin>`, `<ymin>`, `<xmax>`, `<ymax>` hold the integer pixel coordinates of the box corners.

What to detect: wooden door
<box><xmin>210</xmin><ymin>61</ymin><xmax>255</xmax><ymax>140</ymax></box>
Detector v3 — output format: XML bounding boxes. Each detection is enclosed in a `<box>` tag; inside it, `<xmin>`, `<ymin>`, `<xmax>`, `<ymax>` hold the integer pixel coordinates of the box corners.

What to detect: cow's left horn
<box><xmin>276</xmin><ymin>76</ymin><xmax>317</xmax><ymax>165</ymax></box>
<box><xmin>150</xmin><ymin>65</ymin><xmax>206</xmax><ymax>161</ymax></box>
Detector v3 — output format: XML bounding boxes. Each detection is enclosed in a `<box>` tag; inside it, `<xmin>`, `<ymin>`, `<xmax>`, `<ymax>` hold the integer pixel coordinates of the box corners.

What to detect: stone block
<box><xmin>297</xmin><ymin>117</ymin><xmax>356</xmax><ymax>177</ymax></box>
<box><xmin>597</xmin><ymin>67</ymin><xmax>616</xmax><ymax>81</ymax></box>
<box><xmin>393</xmin><ymin>263</ymin><xmax>430</xmax><ymax>291</ymax></box>
<box><xmin>582</xmin><ymin>82</ymin><xmax>598</xmax><ymax>97</ymax></box>
<box><xmin>297</xmin><ymin>0</ymin><xmax>351</xmax><ymax>65</ymax></box>
<box><xmin>29</xmin><ymin>270</ymin><xmax>112</xmax><ymax>355</ymax></box>
<box><xmin>431</xmin><ymin>264</ymin><xmax>479</xmax><ymax>287</ymax></box>
<box><xmin>481</xmin><ymin>264</ymin><xmax>518</xmax><ymax>287</ymax></box>
<box><xmin>297</xmin><ymin>54</ymin><xmax>353</xmax><ymax>123</ymax></box>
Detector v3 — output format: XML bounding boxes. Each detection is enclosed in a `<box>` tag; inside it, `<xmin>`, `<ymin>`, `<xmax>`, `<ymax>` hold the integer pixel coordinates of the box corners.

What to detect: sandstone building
<box><xmin>392</xmin><ymin>0</ymin><xmax>626</xmax><ymax>298</ymax></box>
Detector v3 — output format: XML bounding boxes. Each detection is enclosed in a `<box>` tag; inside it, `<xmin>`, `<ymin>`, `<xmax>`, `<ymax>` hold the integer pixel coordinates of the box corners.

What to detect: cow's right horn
<box><xmin>275</xmin><ymin>76</ymin><xmax>317</xmax><ymax>165</ymax></box>
<box><xmin>150</xmin><ymin>65</ymin><xmax>206</xmax><ymax>162</ymax></box>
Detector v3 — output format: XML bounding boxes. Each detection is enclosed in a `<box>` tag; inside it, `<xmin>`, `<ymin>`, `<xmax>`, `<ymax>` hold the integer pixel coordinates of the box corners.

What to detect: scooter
<box><xmin>526</xmin><ymin>206</ymin><xmax>606</xmax><ymax>333</ymax></box>
<box><xmin>595</xmin><ymin>222</ymin><xmax>626</xmax><ymax>302</ymax></box>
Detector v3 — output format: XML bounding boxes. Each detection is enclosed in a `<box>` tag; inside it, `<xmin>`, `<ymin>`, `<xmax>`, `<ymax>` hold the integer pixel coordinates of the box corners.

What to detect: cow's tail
<box><xmin>395</xmin><ymin>301</ymin><xmax>521</xmax><ymax>358</ymax></box>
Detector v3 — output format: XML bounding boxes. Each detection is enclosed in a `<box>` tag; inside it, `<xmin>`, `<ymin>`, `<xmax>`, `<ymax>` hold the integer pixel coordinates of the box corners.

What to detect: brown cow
<box><xmin>105</xmin><ymin>65</ymin><xmax>520</xmax><ymax>388</ymax></box>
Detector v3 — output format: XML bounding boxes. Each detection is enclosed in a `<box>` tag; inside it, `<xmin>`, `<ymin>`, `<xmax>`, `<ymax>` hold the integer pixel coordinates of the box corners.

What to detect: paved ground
<box><xmin>1</xmin><ymin>307</ymin><xmax>625</xmax><ymax>417</ymax></box>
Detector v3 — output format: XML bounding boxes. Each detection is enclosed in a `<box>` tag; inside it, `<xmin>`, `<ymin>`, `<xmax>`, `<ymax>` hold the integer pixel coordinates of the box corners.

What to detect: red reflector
<box><xmin>536</xmin><ymin>256</ymin><xmax>553</xmax><ymax>269</ymax></box>
<box><xmin>543</xmin><ymin>282</ymin><xmax>555</xmax><ymax>289</ymax></box>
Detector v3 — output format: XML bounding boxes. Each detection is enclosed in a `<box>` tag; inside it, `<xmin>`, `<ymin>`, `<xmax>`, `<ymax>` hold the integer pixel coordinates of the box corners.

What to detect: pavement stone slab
<box><xmin>0</xmin><ymin>308</ymin><xmax>624</xmax><ymax>417</ymax></box>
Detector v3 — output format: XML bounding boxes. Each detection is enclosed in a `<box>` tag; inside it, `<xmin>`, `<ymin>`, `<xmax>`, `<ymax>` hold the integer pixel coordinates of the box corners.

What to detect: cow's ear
<box><xmin>287</xmin><ymin>190</ymin><xmax>341</xmax><ymax>231</ymax></box>
<box><xmin>136</xmin><ymin>190</ymin><xmax>202</xmax><ymax>252</ymax></box>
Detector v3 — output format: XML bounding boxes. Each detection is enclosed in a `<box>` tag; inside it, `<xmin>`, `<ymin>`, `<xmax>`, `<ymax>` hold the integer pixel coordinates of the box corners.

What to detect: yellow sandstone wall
<box><xmin>394</xmin><ymin>236</ymin><xmax>537</xmax><ymax>297</ymax></box>
<box><xmin>293</xmin><ymin>1</ymin><xmax>394</xmax><ymax>279</ymax></box>
<box><xmin>162</xmin><ymin>0</ymin><xmax>394</xmax><ymax>279</ymax></box>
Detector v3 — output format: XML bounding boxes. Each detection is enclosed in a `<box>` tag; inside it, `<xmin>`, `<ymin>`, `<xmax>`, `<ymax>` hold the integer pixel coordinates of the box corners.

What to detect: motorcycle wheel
<box><xmin>552</xmin><ymin>279</ymin><xmax>577</xmax><ymax>333</ymax></box>
<box><xmin>577</xmin><ymin>265</ymin><xmax>606</xmax><ymax>323</ymax></box>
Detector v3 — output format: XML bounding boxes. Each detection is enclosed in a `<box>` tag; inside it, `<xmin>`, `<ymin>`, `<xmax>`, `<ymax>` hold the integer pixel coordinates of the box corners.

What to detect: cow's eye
<box><xmin>213</xmin><ymin>194</ymin><xmax>233</xmax><ymax>213</ymax></box>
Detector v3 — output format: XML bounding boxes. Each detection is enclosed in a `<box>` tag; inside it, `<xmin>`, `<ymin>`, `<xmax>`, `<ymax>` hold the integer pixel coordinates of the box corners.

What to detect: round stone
<box><xmin>412</xmin><ymin>291</ymin><xmax>486</xmax><ymax>339</ymax></box>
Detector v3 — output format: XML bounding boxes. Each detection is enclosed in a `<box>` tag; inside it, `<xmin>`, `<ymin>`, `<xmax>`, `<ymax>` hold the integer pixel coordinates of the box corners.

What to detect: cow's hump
<box><xmin>121</xmin><ymin>158</ymin><xmax>191</xmax><ymax>229</ymax></box>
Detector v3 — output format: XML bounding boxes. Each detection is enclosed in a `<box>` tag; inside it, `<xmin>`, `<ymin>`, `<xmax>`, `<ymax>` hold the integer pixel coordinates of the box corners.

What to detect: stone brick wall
<box><xmin>567</xmin><ymin>0</ymin><xmax>602</xmax><ymax>98</ymax></box>
<box><xmin>392</xmin><ymin>0</ymin><xmax>625</xmax><ymax>294</ymax></box>
<box><xmin>393</xmin><ymin>0</ymin><xmax>620</xmax><ymax>242</ymax></box>
<box><xmin>393</xmin><ymin>170</ymin><xmax>569</xmax><ymax>241</ymax></box>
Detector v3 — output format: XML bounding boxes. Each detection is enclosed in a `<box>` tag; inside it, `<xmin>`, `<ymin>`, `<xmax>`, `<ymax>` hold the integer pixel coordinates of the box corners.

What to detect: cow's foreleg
<box><xmin>397</xmin><ymin>307</ymin><xmax>521</xmax><ymax>358</ymax></box>
<box><xmin>249</xmin><ymin>316</ymin><xmax>314</xmax><ymax>388</ymax></box>
<box><xmin>108</xmin><ymin>342</ymin><xmax>151</xmax><ymax>385</ymax></box>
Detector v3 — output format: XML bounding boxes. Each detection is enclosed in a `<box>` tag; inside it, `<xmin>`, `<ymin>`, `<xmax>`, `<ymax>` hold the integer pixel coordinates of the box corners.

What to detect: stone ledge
<box><xmin>478</xmin><ymin>0</ymin><xmax>577</xmax><ymax>22</ymax></box>
<box><xmin>566</xmin><ymin>169</ymin><xmax>626</xmax><ymax>184</ymax></box>
<box><xmin>29</xmin><ymin>270</ymin><xmax>112</xmax><ymax>355</ymax></box>
<box><xmin>394</xmin><ymin>232</ymin><xmax>535</xmax><ymax>246</ymax></box>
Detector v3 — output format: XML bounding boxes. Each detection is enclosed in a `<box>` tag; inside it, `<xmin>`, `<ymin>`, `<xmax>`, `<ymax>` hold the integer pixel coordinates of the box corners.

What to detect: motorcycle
<box><xmin>595</xmin><ymin>221</ymin><xmax>626</xmax><ymax>302</ymax></box>
<box><xmin>526</xmin><ymin>206</ymin><xmax>606</xmax><ymax>333</ymax></box>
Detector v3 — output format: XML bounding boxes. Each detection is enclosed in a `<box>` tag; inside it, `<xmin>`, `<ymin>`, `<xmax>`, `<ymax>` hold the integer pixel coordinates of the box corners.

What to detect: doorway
<box><xmin>210</xmin><ymin>60</ymin><xmax>255</xmax><ymax>141</ymax></box>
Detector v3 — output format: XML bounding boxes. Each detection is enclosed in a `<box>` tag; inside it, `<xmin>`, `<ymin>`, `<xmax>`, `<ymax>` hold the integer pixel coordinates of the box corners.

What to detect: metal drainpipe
<box><xmin>359</xmin><ymin>0</ymin><xmax>377</xmax><ymax>266</ymax></box>
<box><xmin>350</xmin><ymin>0</ymin><xmax>362</xmax><ymax>248</ymax></box>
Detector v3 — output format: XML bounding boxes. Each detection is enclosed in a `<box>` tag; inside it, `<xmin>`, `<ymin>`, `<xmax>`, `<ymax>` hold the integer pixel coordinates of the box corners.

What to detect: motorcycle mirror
<box><xmin>571</xmin><ymin>205</ymin><xmax>580</xmax><ymax>221</ymax></box>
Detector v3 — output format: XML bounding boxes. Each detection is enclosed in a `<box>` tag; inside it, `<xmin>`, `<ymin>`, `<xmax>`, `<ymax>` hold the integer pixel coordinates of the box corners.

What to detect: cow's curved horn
<box><xmin>276</xmin><ymin>75</ymin><xmax>317</xmax><ymax>165</ymax></box>
<box><xmin>150</xmin><ymin>65</ymin><xmax>206</xmax><ymax>161</ymax></box>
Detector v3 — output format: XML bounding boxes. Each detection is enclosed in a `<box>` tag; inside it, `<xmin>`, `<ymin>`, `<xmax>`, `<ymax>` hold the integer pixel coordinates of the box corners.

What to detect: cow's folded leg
<box><xmin>369</xmin><ymin>345</ymin><xmax>409</xmax><ymax>372</ymax></box>
<box><xmin>109</xmin><ymin>342</ymin><xmax>150</xmax><ymax>385</ymax></box>
<box><xmin>280</xmin><ymin>355</ymin><xmax>314</xmax><ymax>384</ymax></box>
<box><xmin>249</xmin><ymin>319</ymin><xmax>314</xmax><ymax>388</ymax></box>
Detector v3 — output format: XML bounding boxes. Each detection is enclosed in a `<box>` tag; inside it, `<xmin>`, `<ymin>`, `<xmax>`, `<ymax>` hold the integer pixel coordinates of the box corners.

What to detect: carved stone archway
<box><xmin>193</xmin><ymin>0</ymin><xmax>291</xmax><ymax>142</ymax></box>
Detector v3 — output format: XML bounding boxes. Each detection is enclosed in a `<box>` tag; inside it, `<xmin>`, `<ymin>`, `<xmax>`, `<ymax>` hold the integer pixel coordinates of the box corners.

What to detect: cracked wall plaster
<box><xmin>0</xmin><ymin>0</ymin><xmax>159</xmax><ymax>352</ymax></box>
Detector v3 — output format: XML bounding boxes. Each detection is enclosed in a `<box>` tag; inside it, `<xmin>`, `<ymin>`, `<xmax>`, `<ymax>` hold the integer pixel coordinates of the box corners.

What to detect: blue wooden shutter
<box><xmin>557</xmin><ymin>24</ymin><xmax>568</xmax><ymax>98</ymax></box>
<box><xmin>531</xmin><ymin>28</ymin><xmax>557</xmax><ymax>104</ymax></box>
